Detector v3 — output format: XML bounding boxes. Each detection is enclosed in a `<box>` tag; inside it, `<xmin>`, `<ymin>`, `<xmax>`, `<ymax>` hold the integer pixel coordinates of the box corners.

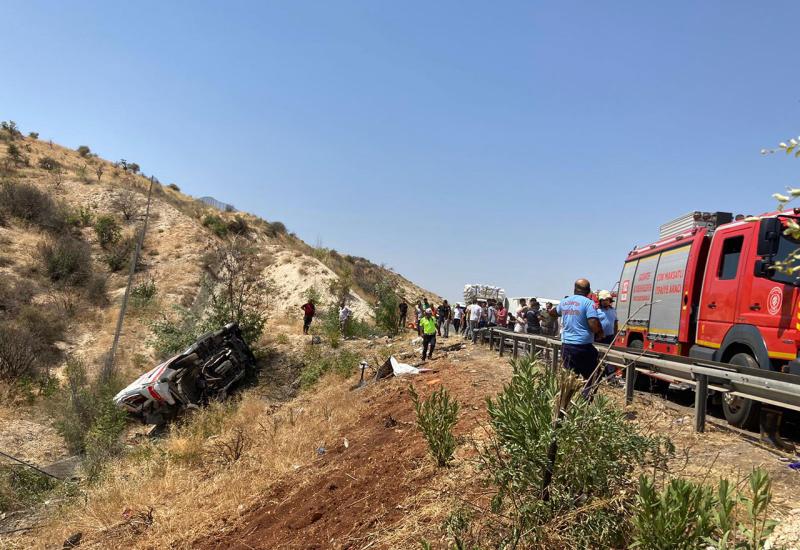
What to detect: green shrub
<box><xmin>28</xmin><ymin>131</ymin><xmax>38</xmax><ymax>139</ymax></box>
<box><xmin>0</xmin><ymin>323</ymin><xmax>38</xmax><ymax>382</ymax></box>
<box><xmin>130</xmin><ymin>278</ymin><xmax>157</xmax><ymax>308</ymax></box>
<box><xmin>374</xmin><ymin>279</ymin><xmax>400</xmax><ymax>336</ymax></box>
<box><xmin>265</xmin><ymin>220</ymin><xmax>287</xmax><ymax>237</ymax></box>
<box><xmin>0</xmin><ymin>121</ymin><xmax>21</xmax><ymax>141</ymax></box>
<box><xmin>0</xmin><ymin>464</ymin><xmax>58</xmax><ymax>513</ymax></box>
<box><xmin>409</xmin><ymin>384</ymin><xmax>460</xmax><ymax>467</ymax></box>
<box><xmin>167</xmin><ymin>183</ymin><xmax>180</xmax><ymax>191</ymax></box>
<box><xmin>37</xmin><ymin>155</ymin><xmax>60</xmax><ymax>171</ymax></box>
<box><xmin>149</xmin><ymin>306</ymin><xmax>204</xmax><ymax>359</ymax></box>
<box><xmin>0</xmin><ymin>181</ymin><xmax>68</xmax><ymax>231</ymax></box>
<box><xmin>94</xmin><ymin>215</ymin><xmax>121</xmax><ymax>248</ymax></box>
<box><xmin>51</xmin><ymin>358</ymin><xmax>127</xmax><ymax>481</ymax></box>
<box><xmin>38</xmin><ymin>235</ymin><xmax>91</xmax><ymax>285</ymax></box>
<box><xmin>104</xmin><ymin>235</ymin><xmax>137</xmax><ymax>272</ymax></box>
<box><xmin>202</xmin><ymin>214</ymin><xmax>228</xmax><ymax>238</ymax></box>
<box><xmin>632</xmin><ymin>469</ymin><xmax>778</xmax><ymax>550</ymax></box>
<box><xmin>227</xmin><ymin>216</ymin><xmax>249</xmax><ymax>235</ymax></box>
<box><xmin>85</xmin><ymin>274</ymin><xmax>108</xmax><ymax>306</ymax></box>
<box><xmin>6</xmin><ymin>143</ymin><xmax>27</xmax><ymax>166</ymax></box>
<box><xmin>478</xmin><ymin>355</ymin><xmax>672</xmax><ymax>547</ymax></box>
<box><xmin>300</xmin><ymin>347</ymin><xmax>359</xmax><ymax>388</ymax></box>
<box><xmin>77</xmin><ymin>145</ymin><xmax>91</xmax><ymax>158</ymax></box>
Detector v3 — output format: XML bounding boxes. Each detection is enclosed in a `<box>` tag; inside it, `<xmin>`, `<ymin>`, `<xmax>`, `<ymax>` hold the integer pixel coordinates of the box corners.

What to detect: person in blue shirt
<box><xmin>596</xmin><ymin>290</ymin><xmax>618</xmax><ymax>345</ymax></box>
<box><xmin>555</xmin><ymin>279</ymin><xmax>604</xmax><ymax>380</ymax></box>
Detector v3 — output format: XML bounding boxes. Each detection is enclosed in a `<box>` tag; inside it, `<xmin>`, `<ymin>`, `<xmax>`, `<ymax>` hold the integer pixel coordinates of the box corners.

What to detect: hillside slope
<box><xmin>0</xmin><ymin>125</ymin><xmax>440</xmax><ymax>464</ymax></box>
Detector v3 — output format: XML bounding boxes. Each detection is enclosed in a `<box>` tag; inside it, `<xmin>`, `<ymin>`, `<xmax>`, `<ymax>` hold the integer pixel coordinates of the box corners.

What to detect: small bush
<box><xmin>265</xmin><ymin>220</ymin><xmax>287</xmax><ymax>237</ymax></box>
<box><xmin>227</xmin><ymin>216</ymin><xmax>249</xmax><ymax>235</ymax></box>
<box><xmin>104</xmin><ymin>235</ymin><xmax>136</xmax><ymax>272</ymax></box>
<box><xmin>28</xmin><ymin>131</ymin><xmax>38</xmax><ymax>139</ymax></box>
<box><xmin>477</xmin><ymin>355</ymin><xmax>672</xmax><ymax>547</ymax></box>
<box><xmin>149</xmin><ymin>307</ymin><xmax>204</xmax><ymax>359</ymax></box>
<box><xmin>374</xmin><ymin>279</ymin><xmax>400</xmax><ymax>336</ymax></box>
<box><xmin>0</xmin><ymin>181</ymin><xmax>68</xmax><ymax>231</ymax></box>
<box><xmin>51</xmin><ymin>358</ymin><xmax>127</xmax><ymax>480</ymax></box>
<box><xmin>6</xmin><ymin>143</ymin><xmax>27</xmax><ymax>166</ymax></box>
<box><xmin>0</xmin><ymin>121</ymin><xmax>21</xmax><ymax>141</ymax></box>
<box><xmin>633</xmin><ymin>469</ymin><xmax>778</xmax><ymax>550</ymax></box>
<box><xmin>300</xmin><ymin>347</ymin><xmax>359</xmax><ymax>388</ymax></box>
<box><xmin>167</xmin><ymin>183</ymin><xmax>180</xmax><ymax>191</ymax></box>
<box><xmin>0</xmin><ymin>278</ymin><xmax>35</xmax><ymax>316</ymax></box>
<box><xmin>0</xmin><ymin>323</ymin><xmax>38</xmax><ymax>382</ymax></box>
<box><xmin>409</xmin><ymin>384</ymin><xmax>460</xmax><ymax>467</ymax></box>
<box><xmin>17</xmin><ymin>304</ymin><xmax>66</xmax><ymax>348</ymax></box>
<box><xmin>85</xmin><ymin>274</ymin><xmax>108</xmax><ymax>306</ymax></box>
<box><xmin>37</xmin><ymin>155</ymin><xmax>60</xmax><ymax>171</ymax></box>
<box><xmin>203</xmin><ymin>214</ymin><xmax>228</xmax><ymax>238</ymax></box>
<box><xmin>38</xmin><ymin>235</ymin><xmax>91</xmax><ymax>285</ymax></box>
<box><xmin>131</xmin><ymin>278</ymin><xmax>157</xmax><ymax>308</ymax></box>
<box><xmin>94</xmin><ymin>215</ymin><xmax>121</xmax><ymax>247</ymax></box>
<box><xmin>111</xmin><ymin>189</ymin><xmax>140</xmax><ymax>222</ymax></box>
<box><xmin>77</xmin><ymin>145</ymin><xmax>91</xmax><ymax>158</ymax></box>
<box><xmin>0</xmin><ymin>465</ymin><xmax>58</xmax><ymax>513</ymax></box>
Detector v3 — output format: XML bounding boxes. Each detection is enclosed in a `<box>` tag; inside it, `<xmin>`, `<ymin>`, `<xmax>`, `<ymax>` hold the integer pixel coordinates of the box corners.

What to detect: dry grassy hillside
<box><xmin>0</xmin><ymin>122</ymin><xmax>440</xmax><ymax>464</ymax></box>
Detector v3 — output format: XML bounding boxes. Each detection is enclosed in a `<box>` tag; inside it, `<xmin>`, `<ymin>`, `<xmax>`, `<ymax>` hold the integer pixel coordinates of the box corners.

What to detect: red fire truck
<box><xmin>614</xmin><ymin>210</ymin><xmax>800</xmax><ymax>428</ymax></box>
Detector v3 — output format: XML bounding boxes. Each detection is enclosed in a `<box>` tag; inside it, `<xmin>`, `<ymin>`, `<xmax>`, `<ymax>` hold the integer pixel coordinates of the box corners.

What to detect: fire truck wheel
<box><xmin>722</xmin><ymin>352</ymin><xmax>760</xmax><ymax>429</ymax></box>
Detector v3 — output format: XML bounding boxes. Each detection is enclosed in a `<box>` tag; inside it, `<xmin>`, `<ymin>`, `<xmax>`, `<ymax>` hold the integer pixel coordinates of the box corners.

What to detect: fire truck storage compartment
<box><xmin>618</xmin><ymin>245</ymin><xmax>692</xmax><ymax>342</ymax></box>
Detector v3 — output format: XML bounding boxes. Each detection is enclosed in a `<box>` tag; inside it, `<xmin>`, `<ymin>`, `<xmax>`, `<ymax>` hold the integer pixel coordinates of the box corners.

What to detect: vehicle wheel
<box><xmin>721</xmin><ymin>352</ymin><xmax>760</xmax><ymax>429</ymax></box>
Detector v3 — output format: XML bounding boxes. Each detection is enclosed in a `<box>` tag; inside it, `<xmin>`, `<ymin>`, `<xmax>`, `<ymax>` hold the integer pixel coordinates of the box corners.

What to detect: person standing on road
<box><xmin>525</xmin><ymin>299</ymin><xmax>542</xmax><ymax>334</ymax></box>
<box><xmin>415</xmin><ymin>302</ymin><xmax>423</xmax><ymax>336</ymax></box>
<box><xmin>437</xmin><ymin>300</ymin><xmax>452</xmax><ymax>338</ymax></box>
<box><xmin>301</xmin><ymin>299</ymin><xmax>316</xmax><ymax>335</ymax></box>
<box><xmin>452</xmin><ymin>303</ymin><xmax>463</xmax><ymax>335</ymax></box>
<box><xmin>541</xmin><ymin>302</ymin><xmax>557</xmax><ymax>336</ymax></box>
<box><xmin>514</xmin><ymin>299</ymin><xmax>527</xmax><ymax>333</ymax></box>
<box><xmin>596</xmin><ymin>290</ymin><xmax>618</xmax><ymax>345</ymax></box>
<box><xmin>399</xmin><ymin>299</ymin><xmax>408</xmax><ymax>331</ymax></box>
<box><xmin>487</xmin><ymin>301</ymin><xmax>497</xmax><ymax>327</ymax></box>
<box><xmin>556</xmin><ymin>279</ymin><xmax>604</xmax><ymax>381</ymax></box>
<box><xmin>497</xmin><ymin>301</ymin><xmax>508</xmax><ymax>329</ymax></box>
<box><xmin>420</xmin><ymin>308</ymin><xmax>438</xmax><ymax>361</ymax></box>
<box><xmin>465</xmin><ymin>300</ymin><xmax>482</xmax><ymax>339</ymax></box>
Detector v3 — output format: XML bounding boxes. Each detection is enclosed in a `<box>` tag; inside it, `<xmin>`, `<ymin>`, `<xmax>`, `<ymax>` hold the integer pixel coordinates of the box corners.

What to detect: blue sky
<box><xmin>2</xmin><ymin>2</ymin><xmax>798</xmax><ymax>302</ymax></box>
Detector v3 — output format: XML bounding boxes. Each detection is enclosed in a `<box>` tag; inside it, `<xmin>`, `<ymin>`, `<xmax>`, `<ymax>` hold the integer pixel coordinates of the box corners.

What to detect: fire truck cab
<box><xmin>615</xmin><ymin>210</ymin><xmax>800</xmax><ymax>428</ymax></box>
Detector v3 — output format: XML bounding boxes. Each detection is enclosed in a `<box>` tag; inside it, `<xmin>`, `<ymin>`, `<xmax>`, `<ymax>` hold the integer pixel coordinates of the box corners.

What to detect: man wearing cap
<box><xmin>420</xmin><ymin>308</ymin><xmax>438</xmax><ymax>361</ymax></box>
<box><xmin>596</xmin><ymin>290</ymin><xmax>618</xmax><ymax>345</ymax></box>
<box><xmin>555</xmin><ymin>279</ymin><xmax>605</xmax><ymax>380</ymax></box>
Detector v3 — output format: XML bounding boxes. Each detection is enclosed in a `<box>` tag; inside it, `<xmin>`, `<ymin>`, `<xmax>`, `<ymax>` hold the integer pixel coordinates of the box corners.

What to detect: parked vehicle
<box><xmin>614</xmin><ymin>209</ymin><xmax>800</xmax><ymax>428</ymax></box>
<box><xmin>114</xmin><ymin>323</ymin><xmax>256</xmax><ymax>424</ymax></box>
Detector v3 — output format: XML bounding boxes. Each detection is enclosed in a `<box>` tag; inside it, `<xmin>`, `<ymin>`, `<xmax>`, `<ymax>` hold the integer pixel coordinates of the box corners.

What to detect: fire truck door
<box><xmin>697</xmin><ymin>227</ymin><xmax>750</xmax><ymax>348</ymax></box>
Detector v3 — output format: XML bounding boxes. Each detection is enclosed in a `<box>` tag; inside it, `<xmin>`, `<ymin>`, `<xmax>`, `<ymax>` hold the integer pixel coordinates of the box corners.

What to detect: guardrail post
<box><xmin>499</xmin><ymin>334</ymin><xmax>505</xmax><ymax>357</ymax></box>
<box><xmin>512</xmin><ymin>337</ymin><xmax>519</xmax><ymax>359</ymax></box>
<box><xmin>550</xmin><ymin>346</ymin><xmax>559</xmax><ymax>372</ymax></box>
<box><xmin>625</xmin><ymin>362</ymin><xmax>635</xmax><ymax>404</ymax></box>
<box><xmin>694</xmin><ymin>374</ymin><xmax>708</xmax><ymax>433</ymax></box>
<box><xmin>489</xmin><ymin>328</ymin><xmax>494</xmax><ymax>350</ymax></box>
<box><xmin>472</xmin><ymin>329</ymin><xmax>478</xmax><ymax>344</ymax></box>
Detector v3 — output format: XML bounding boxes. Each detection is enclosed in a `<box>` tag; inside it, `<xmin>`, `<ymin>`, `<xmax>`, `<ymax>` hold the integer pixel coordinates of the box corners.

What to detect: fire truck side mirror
<box><xmin>754</xmin><ymin>259</ymin><xmax>775</xmax><ymax>279</ymax></box>
<box><xmin>756</xmin><ymin>218</ymin><xmax>781</xmax><ymax>257</ymax></box>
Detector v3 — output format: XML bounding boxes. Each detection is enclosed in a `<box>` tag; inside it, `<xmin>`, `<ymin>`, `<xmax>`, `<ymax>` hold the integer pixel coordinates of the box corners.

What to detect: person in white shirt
<box><xmin>339</xmin><ymin>303</ymin><xmax>352</xmax><ymax>334</ymax></box>
<box><xmin>514</xmin><ymin>298</ymin><xmax>528</xmax><ymax>333</ymax></box>
<box><xmin>453</xmin><ymin>304</ymin><xmax>464</xmax><ymax>334</ymax></box>
<box><xmin>465</xmin><ymin>300</ymin><xmax>482</xmax><ymax>339</ymax></box>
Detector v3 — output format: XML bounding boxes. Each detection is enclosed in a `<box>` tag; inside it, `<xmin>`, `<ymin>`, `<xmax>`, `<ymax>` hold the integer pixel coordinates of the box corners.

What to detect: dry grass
<box><xmin>20</xmin><ymin>375</ymin><xmax>366</xmax><ymax>549</ymax></box>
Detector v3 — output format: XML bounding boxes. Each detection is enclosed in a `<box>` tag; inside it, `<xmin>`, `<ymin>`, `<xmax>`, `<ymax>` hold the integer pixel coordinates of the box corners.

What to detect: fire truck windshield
<box><xmin>770</xmin><ymin>216</ymin><xmax>800</xmax><ymax>285</ymax></box>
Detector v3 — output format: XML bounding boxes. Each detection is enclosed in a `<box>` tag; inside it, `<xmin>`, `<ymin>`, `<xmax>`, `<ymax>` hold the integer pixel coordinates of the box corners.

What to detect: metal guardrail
<box><xmin>471</xmin><ymin>327</ymin><xmax>800</xmax><ymax>433</ymax></box>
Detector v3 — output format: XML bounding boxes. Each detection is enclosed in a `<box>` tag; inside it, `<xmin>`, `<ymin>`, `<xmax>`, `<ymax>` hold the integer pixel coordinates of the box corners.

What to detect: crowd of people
<box><xmin>300</xmin><ymin>279</ymin><xmax>619</xmax><ymax>374</ymax></box>
<box><xmin>397</xmin><ymin>280</ymin><xmax>618</xmax><ymax>368</ymax></box>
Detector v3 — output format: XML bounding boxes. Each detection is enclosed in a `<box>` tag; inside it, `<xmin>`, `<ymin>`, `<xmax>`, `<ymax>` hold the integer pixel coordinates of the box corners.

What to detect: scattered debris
<box><xmin>411</xmin><ymin>337</ymin><xmax>422</xmax><ymax>346</ymax></box>
<box><xmin>311</xmin><ymin>335</ymin><xmax>322</xmax><ymax>345</ymax></box>
<box><xmin>316</xmin><ymin>447</ymin><xmax>326</xmax><ymax>456</ymax></box>
<box><xmin>62</xmin><ymin>532</ymin><xmax>82</xmax><ymax>548</ymax></box>
<box><xmin>383</xmin><ymin>415</ymin><xmax>398</xmax><ymax>428</ymax></box>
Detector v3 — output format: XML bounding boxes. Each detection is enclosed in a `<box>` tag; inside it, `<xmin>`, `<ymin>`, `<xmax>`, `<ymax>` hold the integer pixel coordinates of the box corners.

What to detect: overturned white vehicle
<box><xmin>114</xmin><ymin>323</ymin><xmax>256</xmax><ymax>424</ymax></box>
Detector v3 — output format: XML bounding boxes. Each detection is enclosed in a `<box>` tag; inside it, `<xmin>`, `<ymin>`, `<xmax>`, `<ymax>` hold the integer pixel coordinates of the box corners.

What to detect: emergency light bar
<box><xmin>659</xmin><ymin>211</ymin><xmax>733</xmax><ymax>240</ymax></box>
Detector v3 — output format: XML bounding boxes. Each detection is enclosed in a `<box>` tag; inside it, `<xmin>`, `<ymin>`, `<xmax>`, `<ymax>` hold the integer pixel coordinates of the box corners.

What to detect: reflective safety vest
<box><xmin>420</xmin><ymin>316</ymin><xmax>437</xmax><ymax>335</ymax></box>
